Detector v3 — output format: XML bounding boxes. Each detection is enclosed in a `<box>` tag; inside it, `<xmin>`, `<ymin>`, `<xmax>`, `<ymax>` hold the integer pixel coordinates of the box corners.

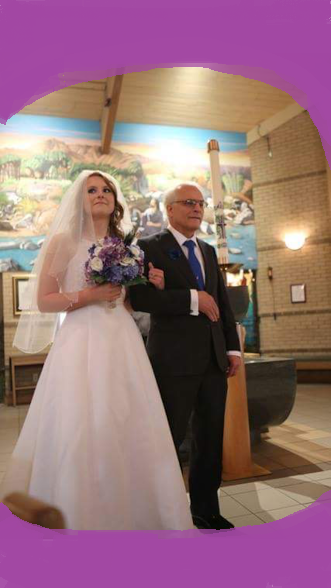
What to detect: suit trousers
<box><xmin>154</xmin><ymin>343</ymin><xmax>228</xmax><ymax>518</ymax></box>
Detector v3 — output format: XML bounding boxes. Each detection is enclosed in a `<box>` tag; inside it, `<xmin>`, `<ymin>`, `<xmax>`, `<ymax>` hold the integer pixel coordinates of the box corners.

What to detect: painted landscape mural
<box><xmin>0</xmin><ymin>115</ymin><xmax>258</xmax><ymax>348</ymax></box>
<box><xmin>0</xmin><ymin>115</ymin><xmax>256</xmax><ymax>270</ymax></box>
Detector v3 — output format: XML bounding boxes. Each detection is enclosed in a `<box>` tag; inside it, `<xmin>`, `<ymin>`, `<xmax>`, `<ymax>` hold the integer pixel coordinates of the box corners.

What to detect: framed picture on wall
<box><xmin>290</xmin><ymin>283</ymin><xmax>306</xmax><ymax>304</ymax></box>
<box><xmin>12</xmin><ymin>274</ymin><xmax>30</xmax><ymax>316</ymax></box>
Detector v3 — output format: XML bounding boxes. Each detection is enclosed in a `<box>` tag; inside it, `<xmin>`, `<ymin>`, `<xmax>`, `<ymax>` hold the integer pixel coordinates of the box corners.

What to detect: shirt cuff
<box><xmin>227</xmin><ymin>351</ymin><xmax>241</xmax><ymax>357</ymax></box>
<box><xmin>190</xmin><ymin>290</ymin><xmax>199</xmax><ymax>315</ymax></box>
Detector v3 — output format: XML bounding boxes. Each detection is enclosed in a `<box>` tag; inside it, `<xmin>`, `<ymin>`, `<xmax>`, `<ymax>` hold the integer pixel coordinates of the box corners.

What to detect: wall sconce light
<box><xmin>284</xmin><ymin>232</ymin><xmax>306</xmax><ymax>251</ymax></box>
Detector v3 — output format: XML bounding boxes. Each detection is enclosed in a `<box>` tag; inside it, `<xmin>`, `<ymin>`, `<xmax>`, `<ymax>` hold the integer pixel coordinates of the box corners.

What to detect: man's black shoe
<box><xmin>192</xmin><ymin>514</ymin><xmax>234</xmax><ymax>530</ymax></box>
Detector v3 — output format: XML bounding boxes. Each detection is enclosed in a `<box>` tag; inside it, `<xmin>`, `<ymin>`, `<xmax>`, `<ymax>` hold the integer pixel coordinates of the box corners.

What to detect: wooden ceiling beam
<box><xmin>101</xmin><ymin>75</ymin><xmax>124</xmax><ymax>154</ymax></box>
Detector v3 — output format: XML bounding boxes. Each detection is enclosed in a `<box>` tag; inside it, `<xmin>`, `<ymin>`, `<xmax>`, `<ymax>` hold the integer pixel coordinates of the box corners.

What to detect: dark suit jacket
<box><xmin>129</xmin><ymin>229</ymin><xmax>240</xmax><ymax>376</ymax></box>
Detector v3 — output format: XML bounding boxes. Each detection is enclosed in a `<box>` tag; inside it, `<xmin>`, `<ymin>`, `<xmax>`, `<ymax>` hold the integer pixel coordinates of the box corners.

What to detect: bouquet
<box><xmin>84</xmin><ymin>236</ymin><xmax>148</xmax><ymax>287</ymax></box>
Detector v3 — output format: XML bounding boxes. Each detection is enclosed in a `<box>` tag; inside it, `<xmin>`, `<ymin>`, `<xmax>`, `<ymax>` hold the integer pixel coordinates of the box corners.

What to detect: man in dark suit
<box><xmin>129</xmin><ymin>183</ymin><xmax>241</xmax><ymax>530</ymax></box>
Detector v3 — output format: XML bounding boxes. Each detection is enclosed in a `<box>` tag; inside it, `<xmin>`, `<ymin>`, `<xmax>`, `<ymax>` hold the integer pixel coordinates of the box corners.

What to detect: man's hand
<box><xmin>198</xmin><ymin>291</ymin><xmax>220</xmax><ymax>322</ymax></box>
<box><xmin>148</xmin><ymin>262</ymin><xmax>165</xmax><ymax>290</ymax></box>
<box><xmin>227</xmin><ymin>355</ymin><xmax>241</xmax><ymax>378</ymax></box>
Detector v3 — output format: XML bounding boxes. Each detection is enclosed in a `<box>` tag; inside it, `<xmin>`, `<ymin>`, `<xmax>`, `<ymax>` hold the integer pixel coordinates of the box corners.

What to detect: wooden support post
<box><xmin>222</xmin><ymin>325</ymin><xmax>270</xmax><ymax>481</ymax></box>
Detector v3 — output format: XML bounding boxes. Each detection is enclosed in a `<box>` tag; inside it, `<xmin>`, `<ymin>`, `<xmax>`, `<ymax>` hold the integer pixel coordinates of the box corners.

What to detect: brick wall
<box><xmin>248</xmin><ymin>111</ymin><xmax>331</xmax><ymax>357</ymax></box>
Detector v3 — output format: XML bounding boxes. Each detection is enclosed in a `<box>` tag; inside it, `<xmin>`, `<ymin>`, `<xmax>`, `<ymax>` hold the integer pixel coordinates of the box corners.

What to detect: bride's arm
<box><xmin>41</xmin><ymin>284</ymin><xmax>121</xmax><ymax>313</ymax></box>
<box><xmin>37</xmin><ymin>235</ymin><xmax>121</xmax><ymax>313</ymax></box>
<box><xmin>37</xmin><ymin>277</ymin><xmax>92</xmax><ymax>313</ymax></box>
<box><xmin>38</xmin><ymin>268</ymin><xmax>118</xmax><ymax>314</ymax></box>
<box><xmin>37</xmin><ymin>236</ymin><xmax>93</xmax><ymax>313</ymax></box>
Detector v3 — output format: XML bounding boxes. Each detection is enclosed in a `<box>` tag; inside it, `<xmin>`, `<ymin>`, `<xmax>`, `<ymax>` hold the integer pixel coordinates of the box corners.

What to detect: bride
<box><xmin>0</xmin><ymin>170</ymin><xmax>194</xmax><ymax>531</ymax></box>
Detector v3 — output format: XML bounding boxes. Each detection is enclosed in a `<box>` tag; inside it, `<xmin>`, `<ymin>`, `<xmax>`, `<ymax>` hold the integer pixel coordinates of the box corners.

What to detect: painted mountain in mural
<box><xmin>0</xmin><ymin>138</ymin><xmax>151</xmax><ymax>182</ymax></box>
<box><xmin>0</xmin><ymin>138</ymin><xmax>155</xmax><ymax>241</ymax></box>
<box><xmin>39</xmin><ymin>138</ymin><xmax>152</xmax><ymax>168</ymax></box>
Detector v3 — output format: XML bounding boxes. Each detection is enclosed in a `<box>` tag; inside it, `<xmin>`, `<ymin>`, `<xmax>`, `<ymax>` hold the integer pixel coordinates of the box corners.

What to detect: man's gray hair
<box><xmin>163</xmin><ymin>182</ymin><xmax>204</xmax><ymax>207</ymax></box>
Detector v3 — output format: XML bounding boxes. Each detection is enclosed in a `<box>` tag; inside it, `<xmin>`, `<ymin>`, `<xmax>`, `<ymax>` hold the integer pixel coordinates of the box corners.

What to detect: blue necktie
<box><xmin>183</xmin><ymin>240</ymin><xmax>205</xmax><ymax>290</ymax></box>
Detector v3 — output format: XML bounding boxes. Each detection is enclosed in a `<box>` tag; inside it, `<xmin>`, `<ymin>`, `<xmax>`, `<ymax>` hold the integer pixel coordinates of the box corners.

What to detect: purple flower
<box><xmin>122</xmin><ymin>264</ymin><xmax>139</xmax><ymax>281</ymax></box>
<box><xmin>84</xmin><ymin>236</ymin><xmax>147</xmax><ymax>287</ymax></box>
<box><xmin>88</xmin><ymin>244</ymin><xmax>97</xmax><ymax>256</ymax></box>
<box><xmin>107</xmin><ymin>265</ymin><xmax>124</xmax><ymax>284</ymax></box>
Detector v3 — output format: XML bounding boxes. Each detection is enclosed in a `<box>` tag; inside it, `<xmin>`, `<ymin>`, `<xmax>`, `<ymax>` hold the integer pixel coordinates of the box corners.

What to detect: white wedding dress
<box><xmin>1</xmin><ymin>241</ymin><xmax>193</xmax><ymax>531</ymax></box>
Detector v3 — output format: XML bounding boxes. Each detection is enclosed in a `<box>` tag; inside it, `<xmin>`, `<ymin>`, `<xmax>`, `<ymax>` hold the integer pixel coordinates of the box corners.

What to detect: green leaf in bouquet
<box><xmin>123</xmin><ymin>228</ymin><xmax>138</xmax><ymax>246</ymax></box>
<box><xmin>126</xmin><ymin>276</ymin><xmax>148</xmax><ymax>287</ymax></box>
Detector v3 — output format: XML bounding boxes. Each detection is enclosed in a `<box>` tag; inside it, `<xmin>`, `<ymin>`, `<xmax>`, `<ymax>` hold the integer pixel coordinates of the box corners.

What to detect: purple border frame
<box><xmin>1</xmin><ymin>0</ymin><xmax>331</xmax><ymax>586</ymax></box>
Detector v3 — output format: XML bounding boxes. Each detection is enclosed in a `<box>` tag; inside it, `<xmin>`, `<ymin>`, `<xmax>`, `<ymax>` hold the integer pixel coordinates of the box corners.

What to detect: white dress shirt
<box><xmin>167</xmin><ymin>225</ymin><xmax>241</xmax><ymax>358</ymax></box>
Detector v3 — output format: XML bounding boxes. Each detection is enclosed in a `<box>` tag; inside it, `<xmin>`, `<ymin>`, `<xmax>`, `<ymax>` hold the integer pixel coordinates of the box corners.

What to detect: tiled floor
<box><xmin>1</xmin><ymin>383</ymin><xmax>331</xmax><ymax>527</ymax></box>
<box><xmin>219</xmin><ymin>383</ymin><xmax>331</xmax><ymax>526</ymax></box>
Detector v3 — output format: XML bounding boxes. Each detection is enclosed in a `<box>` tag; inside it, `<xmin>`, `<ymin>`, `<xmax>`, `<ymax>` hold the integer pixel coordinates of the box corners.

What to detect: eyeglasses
<box><xmin>172</xmin><ymin>199</ymin><xmax>208</xmax><ymax>209</ymax></box>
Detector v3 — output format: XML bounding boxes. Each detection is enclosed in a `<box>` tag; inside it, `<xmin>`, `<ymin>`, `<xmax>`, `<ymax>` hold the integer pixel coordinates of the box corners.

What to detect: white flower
<box><xmin>90</xmin><ymin>257</ymin><xmax>103</xmax><ymax>271</ymax></box>
<box><xmin>120</xmin><ymin>256</ymin><xmax>136</xmax><ymax>266</ymax></box>
<box><xmin>94</xmin><ymin>247</ymin><xmax>102</xmax><ymax>256</ymax></box>
<box><xmin>129</xmin><ymin>245</ymin><xmax>141</xmax><ymax>258</ymax></box>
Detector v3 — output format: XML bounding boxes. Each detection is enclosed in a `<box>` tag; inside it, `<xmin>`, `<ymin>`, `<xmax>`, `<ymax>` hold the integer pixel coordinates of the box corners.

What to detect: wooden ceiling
<box><xmin>20</xmin><ymin>67</ymin><xmax>296</xmax><ymax>133</ymax></box>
